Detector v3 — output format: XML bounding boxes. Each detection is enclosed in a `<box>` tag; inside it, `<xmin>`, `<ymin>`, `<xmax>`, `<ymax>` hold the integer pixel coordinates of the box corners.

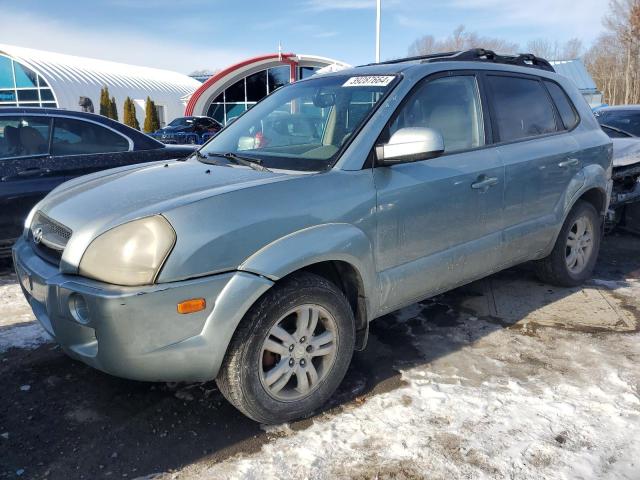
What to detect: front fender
<box><xmin>238</xmin><ymin>223</ymin><xmax>378</xmax><ymax>319</ymax></box>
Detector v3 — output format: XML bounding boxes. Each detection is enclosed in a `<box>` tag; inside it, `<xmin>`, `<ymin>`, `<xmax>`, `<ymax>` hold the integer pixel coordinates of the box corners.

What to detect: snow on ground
<box><xmin>163</xmin><ymin>273</ymin><xmax>640</xmax><ymax>480</ymax></box>
<box><xmin>0</xmin><ymin>274</ymin><xmax>49</xmax><ymax>353</ymax></box>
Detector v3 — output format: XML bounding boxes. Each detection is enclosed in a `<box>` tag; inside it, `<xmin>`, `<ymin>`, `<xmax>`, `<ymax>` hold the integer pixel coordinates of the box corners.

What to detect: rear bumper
<box><xmin>13</xmin><ymin>237</ymin><xmax>273</xmax><ymax>382</ymax></box>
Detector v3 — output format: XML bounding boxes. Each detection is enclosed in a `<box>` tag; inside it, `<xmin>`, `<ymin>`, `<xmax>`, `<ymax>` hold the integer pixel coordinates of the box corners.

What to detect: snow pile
<box><xmin>174</xmin><ymin>313</ymin><xmax>640</xmax><ymax>479</ymax></box>
<box><xmin>0</xmin><ymin>279</ymin><xmax>50</xmax><ymax>353</ymax></box>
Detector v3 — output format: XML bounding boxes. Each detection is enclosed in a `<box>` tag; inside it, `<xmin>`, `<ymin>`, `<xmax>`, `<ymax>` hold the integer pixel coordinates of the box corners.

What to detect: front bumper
<box><xmin>12</xmin><ymin>237</ymin><xmax>273</xmax><ymax>382</ymax></box>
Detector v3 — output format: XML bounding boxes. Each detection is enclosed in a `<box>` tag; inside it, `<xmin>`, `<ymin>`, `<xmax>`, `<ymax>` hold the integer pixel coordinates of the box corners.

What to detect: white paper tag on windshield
<box><xmin>342</xmin><ymin>76</ymin><xmax>395</xmax><ymax>87</ymax></box>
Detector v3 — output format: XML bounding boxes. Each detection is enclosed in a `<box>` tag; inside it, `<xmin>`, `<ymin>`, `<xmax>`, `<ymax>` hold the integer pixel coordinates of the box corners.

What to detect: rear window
<box><xmin>487</xmin><ymin>75</ymin><xmax>557</xmax><ymax>142</ymax></box>
<box><xmin>595</xmin><ymin>110</ymin><xmax>640</xmax><ymax>137</ymax></box>
<box><xmin>544</xmin><ymin>81</ymin><xmax>579</xmax><ymax>130</ymax></box>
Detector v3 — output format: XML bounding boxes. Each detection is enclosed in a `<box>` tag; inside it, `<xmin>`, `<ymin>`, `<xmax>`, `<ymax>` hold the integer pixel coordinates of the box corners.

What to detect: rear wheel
<box><xmin>216</xmin><ymin>272</ymin><xmax>355</xmax><ymax>424</ymax></box>
<box><xmin>534</xmin><ymin>200</ymin><xmax>601</xmax><ymax>287</ymax></box>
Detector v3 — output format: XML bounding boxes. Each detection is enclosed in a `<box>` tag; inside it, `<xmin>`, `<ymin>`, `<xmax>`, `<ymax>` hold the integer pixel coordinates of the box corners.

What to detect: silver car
<box><xmin>13</xmin><ymin>49</ymin><xmax>612</xmax><ymax>424</ymax></box>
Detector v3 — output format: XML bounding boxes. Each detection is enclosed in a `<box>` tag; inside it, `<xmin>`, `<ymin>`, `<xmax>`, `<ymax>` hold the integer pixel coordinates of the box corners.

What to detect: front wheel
<box><xmin>216</xmin><ymin>272</ymin><xmax>355</xmax><ymax>424</ymax></box>
<box><xmin>534</xmin><ymin>200</ymin><xmax>602</xmax><ymax>287</ymax></box>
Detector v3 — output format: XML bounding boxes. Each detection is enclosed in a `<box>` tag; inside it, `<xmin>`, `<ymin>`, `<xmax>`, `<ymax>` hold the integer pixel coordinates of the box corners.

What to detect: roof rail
<box><xmin>361</xmin><ymin>48</ymin><xmax>555</xmax><ymax>72</ymax></box>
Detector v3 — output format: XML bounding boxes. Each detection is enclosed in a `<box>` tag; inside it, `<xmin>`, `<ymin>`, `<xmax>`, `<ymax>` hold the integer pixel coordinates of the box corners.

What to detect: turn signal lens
<box><xmin>177</xmin><ymin>298</ymin><xmax>206</xmax><ymax>314</ymax></box>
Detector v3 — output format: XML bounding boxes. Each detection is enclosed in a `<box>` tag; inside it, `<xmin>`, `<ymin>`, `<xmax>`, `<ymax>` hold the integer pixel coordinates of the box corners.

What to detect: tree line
<box><xmin>407</xmin><ymin>1</ymin><xmax>640</xmax><ymax>106</ymax></box>
<box><xmin>99</xmin><ymin>86</ymin><xmax>160</xmax><ymax>133</ymax></box>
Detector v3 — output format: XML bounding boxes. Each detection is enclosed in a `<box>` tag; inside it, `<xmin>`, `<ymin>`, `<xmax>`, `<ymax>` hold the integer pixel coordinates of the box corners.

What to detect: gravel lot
<box><xmin>0</xmin><ymin>232</ymin><xmax>639</xmax><ymax>479</ymax></box>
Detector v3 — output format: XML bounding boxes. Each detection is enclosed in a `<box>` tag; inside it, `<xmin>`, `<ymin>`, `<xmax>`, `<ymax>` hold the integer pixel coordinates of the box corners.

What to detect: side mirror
<box><xmin>376</xmin><ymin>127</ymin><xmax>444</xmax><ymax>166</ymax></box>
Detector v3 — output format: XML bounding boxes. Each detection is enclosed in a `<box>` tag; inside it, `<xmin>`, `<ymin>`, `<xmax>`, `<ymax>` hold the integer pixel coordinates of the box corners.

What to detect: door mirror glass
<box><xmin>376</xmin><ymin>127</ymin><xmax>444</xmax><ymax>165</ymax></box>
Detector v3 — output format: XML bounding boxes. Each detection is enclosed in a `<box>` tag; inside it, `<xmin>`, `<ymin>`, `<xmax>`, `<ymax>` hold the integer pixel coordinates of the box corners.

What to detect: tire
<box><xmin>216</xmin><ymin>272</ymin><xmax>355</xmax><ymax>424</ymax></box>
<box><xmin>534</xmin><ymin>200</ymin><xmax>602</xmax><ymax>287</ymax></box>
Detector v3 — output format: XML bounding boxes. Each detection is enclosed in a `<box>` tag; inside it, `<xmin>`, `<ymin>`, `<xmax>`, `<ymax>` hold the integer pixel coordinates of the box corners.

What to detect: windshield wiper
<box><xmin>209</xmin><ymin>152</ymin><xmax>272</xmax><ymax>172</ymax></box>
<box><xmin>190</xmin><ymin>149</ymin><xmax>226</xmax><ymax>166</ymax></box>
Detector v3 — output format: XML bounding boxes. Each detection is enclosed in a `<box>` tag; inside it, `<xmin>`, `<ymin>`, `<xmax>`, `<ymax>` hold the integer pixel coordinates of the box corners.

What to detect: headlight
<box><xmin>79</xmin><ymin>216</ymin><xmax>176</xmax><ymax>286</ymax></box>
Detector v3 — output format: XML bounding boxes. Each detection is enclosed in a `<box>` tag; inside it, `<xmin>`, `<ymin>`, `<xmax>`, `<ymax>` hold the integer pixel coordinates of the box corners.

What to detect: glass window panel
<box><xmin>52</xmin><ymin>117</ymin><xmax>129</xmax><ymax>155</ymax></box>
<box><xmin>299</xmin><ymin>67</ymin><xmax>318</xmax><ymax>79</ymax></box>
<box><xmin>39</xmin><ymin>89</ymin><xmax>55</xmax><ymax>101</ymax></box>
<box><xmin>212</xmin><ymin>92</ymin><xmax>224</xmax><ymax>103</ymax></box>
<box><xmin>13</xmin><ymin>62</ymin><xmax>38</xmax><ymax>88</ymax></box>
<box><xmin>17</xmin><ymin>89</ymin><xmax>40</xmax><ymax>102</ymax></box>
<box><xmin>389</xmin><ymin>76</ymin><xmax>485</xmax><ymax>153</ymax></box>
<box><xmin>225</xmin><ymin>79</ymin><xmax>245</xmax><ymax>103</ymax></box>
<box><xmin>246</xmin><ymin>70</ymin><xmax>267</xmax><ymax>102</ymax></box>
<box><xmin>544</xmin><ymin>81</ymin><xmax>579</xmax><ymax>130</ymax></box>
<box><xmin>37</xmin><ymin>75</ymin><xmax>51</xmax><ymax>89</ymax></box>
<box><xmin>41</xmin><ymin>102</ymin><xmax>57</xmax><ymax>108</ymax></box>
<box><xmin>268</xmin><ymin>66</ymin><xmax>290</xmax><ymax>93</ymax></box>
<box><xmin>207</xmin><ymin>103</ymin><xmax>225</xmax><ymax>124</ymax></box>
<box><xmin>0</xmin><ymin>55</ymin><xmax>14</xmax><ymax>88</ymax></box>
<box><xmin>0</xmin><ymin>116</ymin><xmax>51</xmax><ymax>158</ymax></box>
<box><xmin>487</xmin><ymin>76</ymin><xmax>557</xmax><ymax>142</ymax></box>
<box><xmin>225</xmin><ymin>103</ymin><xmax>246</xmax><ymax>123</ymax></box>
<box><xmin>0</xmin><ymin>90</ymin><xmax>16</xmax><ymax>102</ymax></box>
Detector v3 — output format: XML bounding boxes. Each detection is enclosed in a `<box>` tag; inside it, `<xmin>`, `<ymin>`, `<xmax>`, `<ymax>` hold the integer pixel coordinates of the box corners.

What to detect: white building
<box><xmin>0</xmin><ymin>44</ymin><xmax>201</xmax><ymax>126</ymax></box>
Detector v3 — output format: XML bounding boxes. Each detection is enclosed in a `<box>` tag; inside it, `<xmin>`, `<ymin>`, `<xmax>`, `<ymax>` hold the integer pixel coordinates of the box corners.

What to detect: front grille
<box><xmin>30</xmin><ymin>211</ymin><xmax>72</xmax><ymax>265</ymax></box>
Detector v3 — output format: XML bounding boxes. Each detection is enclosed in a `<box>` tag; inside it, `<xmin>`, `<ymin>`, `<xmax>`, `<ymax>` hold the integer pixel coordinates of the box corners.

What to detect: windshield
<box><xmin>199</xmin><ymin>74</ymin><xmax>398</xmax><ymax>171</ymax></box>
<box><xmin>168</xmin><ymin>117</ymin><xmax>194</xmax><ymax>127</ymax></box>
<box><xmin>595</xmin><ymin>110</ymin><xmax>640</xmax><ymax>137</ymax></box>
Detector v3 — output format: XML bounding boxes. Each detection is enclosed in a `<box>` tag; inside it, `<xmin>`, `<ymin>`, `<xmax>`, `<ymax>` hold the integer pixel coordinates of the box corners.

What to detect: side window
<box><xmin>389</xmin><ymin>75</ymin><xmax>485</xmax><ymax>153</ymax></box>
<box><xmin>487</xmin><ymin>75</ymin><xmax>557</xmax><ymax>142</ymax></box>
<box><xmin>52</xmin><ymin>118</ymin><xmax>129</xmax><ymax>155</ymax></box>
<box><xmin>0</xmin><ymin>116</ymin><xmax>51</xmax><ymax>159</ymax></box>
<box><xmin>544</xmin><ymin>81</ymin><xmax>579</xmax><ymax>130</ymax></box>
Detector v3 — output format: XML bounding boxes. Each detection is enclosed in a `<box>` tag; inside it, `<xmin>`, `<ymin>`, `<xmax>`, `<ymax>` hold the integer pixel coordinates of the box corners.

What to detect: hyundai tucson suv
<box><xmin>13</xmin><ymin>49</ymin><xmax>612</xmax><ymax>424</ymax></box>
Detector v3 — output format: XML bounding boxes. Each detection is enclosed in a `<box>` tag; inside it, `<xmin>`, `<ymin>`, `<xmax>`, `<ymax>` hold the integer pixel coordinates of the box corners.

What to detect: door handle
<box><xmin>17</xmin><ymin>168</ymin><xmax>51</xmax><ymax>177</ymax></box>
<box><xmin>471</xmin><ymin>176</ymin><xmax>499</xmax><ymax>190</ymax></box>
<box><xmin>558</xmin><ymin>158</ymin><xmax>579</xmax><ymax>168</ymax></box>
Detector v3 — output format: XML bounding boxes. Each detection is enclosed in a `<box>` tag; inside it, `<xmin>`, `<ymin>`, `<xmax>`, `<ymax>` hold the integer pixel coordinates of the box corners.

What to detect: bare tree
<box><xmin>408</xmin><ymin>25</ymin><xmax>518</xmax><ymax>56</ymax></box>
<box><xmin>525</xmin><ymin>38</ymin><xmax>583</xmax><ymax>60</ymax></box>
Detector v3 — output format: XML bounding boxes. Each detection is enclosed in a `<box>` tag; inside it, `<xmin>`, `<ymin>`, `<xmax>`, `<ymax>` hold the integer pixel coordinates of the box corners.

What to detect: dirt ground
<box><xmin>0</xmin><ymin>232</ymin><xmax>638</xmax><ymax>479</ymax></box>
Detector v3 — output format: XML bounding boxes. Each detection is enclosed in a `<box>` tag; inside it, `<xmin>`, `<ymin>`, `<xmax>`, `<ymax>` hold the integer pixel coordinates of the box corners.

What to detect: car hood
<box><xmin>612</xmin><ymin>138</ymin><xmax>640</xmax><ymax>168</ymax></box>
<box><xmin>35</xmin><ymin>160</ymin><xmax>293</xmax><ymax>269</ymax></box>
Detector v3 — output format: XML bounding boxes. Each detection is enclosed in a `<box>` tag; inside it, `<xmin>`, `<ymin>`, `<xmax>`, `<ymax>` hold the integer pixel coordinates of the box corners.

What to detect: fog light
<box><xmin>68</xmin><ymin>293</ymin><xmax>89</xmax><ymax>324</ymax></box>
<box><xmin>177</xmin><ymin>298</ymin><xmax>206</xmax><ymax>314</ymax></box>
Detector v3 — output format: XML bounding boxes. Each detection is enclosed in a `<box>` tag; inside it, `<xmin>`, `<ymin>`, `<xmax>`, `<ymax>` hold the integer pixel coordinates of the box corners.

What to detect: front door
<box><xmin>0</xmin><ymin>115</ymin><xmax>67</xmax><ymax>250</ymax></box>
<box><xmin>373</xmin><ymin>73</ymin><xmax>504</xmax><ymax>313</ymax></box>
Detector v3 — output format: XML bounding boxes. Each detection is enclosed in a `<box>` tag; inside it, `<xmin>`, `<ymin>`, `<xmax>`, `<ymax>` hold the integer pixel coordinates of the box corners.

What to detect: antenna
<box><xmin>375</xmin><ymin>0</ymin><xmax>381</xmax><ymax>63</ymax></box>
<box><xmin>278</xmin><ymin>41</ymin><xmax>282</xmax><ymax>61</ymax></box>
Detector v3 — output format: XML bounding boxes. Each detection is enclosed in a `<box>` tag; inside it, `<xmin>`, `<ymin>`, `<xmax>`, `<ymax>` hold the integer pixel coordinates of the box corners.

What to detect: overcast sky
<box><xmin>0</xmin><ymin>0</ymin><xmax>609</xmax><ymax>74</ymax></box>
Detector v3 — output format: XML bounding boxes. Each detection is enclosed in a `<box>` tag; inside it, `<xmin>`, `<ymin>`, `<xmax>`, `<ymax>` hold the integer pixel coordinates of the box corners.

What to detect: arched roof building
<box><xmin>0</xmin><ymin>44</ymin><xmax>201</xmax><ymax>126</ymax></box>
<box><xmin>185</xmin><ymin>53</ymin><xmax>350</xmax><ymax>124</ymax></box>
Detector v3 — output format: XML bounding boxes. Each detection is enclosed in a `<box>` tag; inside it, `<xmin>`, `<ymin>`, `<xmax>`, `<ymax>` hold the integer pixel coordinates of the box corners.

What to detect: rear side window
<box><xmin>0</xmin><ymin>116</ymin><xmax>51</xmax><ymax>159</ymax></box>
<box><xmin>544</xmin><ymin>81</ymin><xmax>579</xmax><ymax>130</ymax></box>
<box><xmin>52</xmin><ymin>118</ymin><xmax>129</xmax><ymax>155</ymax></box>
<box><xmin>487</xmin><ymin>75</ymin><xmax>557</xmax><ymax>142</ymax></box>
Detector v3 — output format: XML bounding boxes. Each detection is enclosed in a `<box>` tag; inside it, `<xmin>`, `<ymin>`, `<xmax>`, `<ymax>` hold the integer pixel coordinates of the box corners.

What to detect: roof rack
<box><xmin>363</xmin><ymin>48</ymin><xmax>555</xmax><ymax>72</ymax></box>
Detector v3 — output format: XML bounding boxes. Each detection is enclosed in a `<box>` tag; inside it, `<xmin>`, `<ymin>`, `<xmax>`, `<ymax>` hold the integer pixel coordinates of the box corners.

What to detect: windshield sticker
<box><xmin>342</xmin><ymin>76</ymin><xmax>395</xmax><ymax>87</ymax></box>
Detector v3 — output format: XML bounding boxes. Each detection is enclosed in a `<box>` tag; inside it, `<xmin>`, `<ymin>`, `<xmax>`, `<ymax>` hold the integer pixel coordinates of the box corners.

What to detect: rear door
<box><xmin>484</xmin><ymin>73</ymin><xmax>581</xmax><ymax>262</ymax></box>
<box><xmin>0</xmin><ymin>115</ymin><xmax>67</xmax><ymax>247</ymax></box>
<box><xmin>50</xmin><ymin>116</ymin><xmax>134</xmax><ymax>178</ymax></box>
<box><xmin>373</xmin><ymin>72</ymin><xmax>505</xmax><ymax>312</ymax></box>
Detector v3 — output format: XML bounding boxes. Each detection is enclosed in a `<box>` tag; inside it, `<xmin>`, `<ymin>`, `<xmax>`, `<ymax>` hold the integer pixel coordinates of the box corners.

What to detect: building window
<box><xmin>206</xmin><ymin>66</ymin><xmax>294</xmax><ymax>125</ymax></box>
<box><xmin>0</xmin><ymin>54</ymin><xmax>58</xmax><ymax>108</ymax></box>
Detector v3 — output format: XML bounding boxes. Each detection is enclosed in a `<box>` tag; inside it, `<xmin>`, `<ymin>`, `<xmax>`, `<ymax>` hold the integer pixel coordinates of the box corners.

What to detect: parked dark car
<box><xmin>0</xmin><ymin>107</ymin><xmax>196</xmax><ymax>256</ymax></box>
<box><xmin>152</xmin><ymin>116</ymin><xmax>222</xmax><ymax>145</ymax></box>
<box><xmin>594</xmin><ymin>107</ymin><xmax>640</xmax><ymax>231</ymax></box>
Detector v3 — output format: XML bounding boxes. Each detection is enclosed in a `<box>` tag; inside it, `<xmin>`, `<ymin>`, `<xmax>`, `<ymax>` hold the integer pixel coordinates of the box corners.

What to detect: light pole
<box><xmin>375</xmin><ymin>0</ymin><xmax>381</xmax><ymax>63</ymax></box>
